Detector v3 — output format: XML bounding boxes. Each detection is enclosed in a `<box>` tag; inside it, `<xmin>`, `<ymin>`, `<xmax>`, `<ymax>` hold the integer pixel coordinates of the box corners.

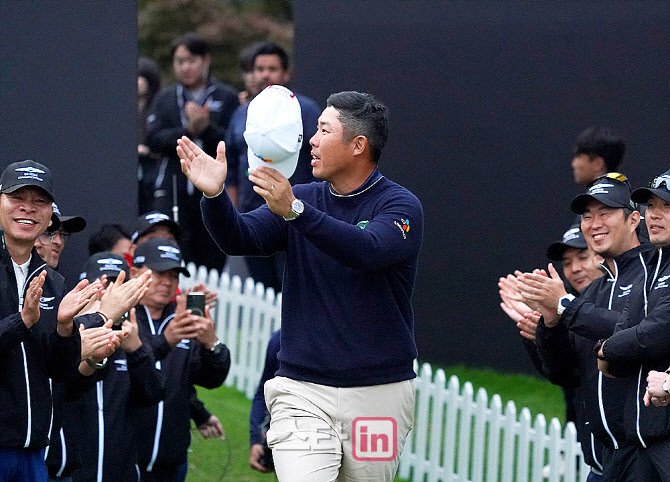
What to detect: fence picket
<box><xmin>501</xmin><ymin>401</ymin><xmax>517</xmax><ymax>482</ymax></box>
<box><xmin>516</xmin><ymin>408</ymin><xmax>531</xmax><ymax>482</ymax></box>
<box><xmin>457</xmin><ymin>382</ymin><xmax>474</xmax><ymax>481</ymax></box>
<box><xmin>471</xmin><ymin>388</ymin><xmax>488</xmax><ymax>482</ymax></box>
<box><xmin>486</xmin><ymin>395</ymin><xmax>503</xmax><ymax>482</ymax></box>
<box><xmin>428</xmin><ymin>370</ymin><xmax>446</xmax><ymax>481</ymax></box>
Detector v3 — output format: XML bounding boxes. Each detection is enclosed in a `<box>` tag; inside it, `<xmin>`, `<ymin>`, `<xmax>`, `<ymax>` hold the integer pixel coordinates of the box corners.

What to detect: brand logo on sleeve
<box><xmin>393</xmin><ymin>218</ymin><xmax>410</xmax><ymax>239</ymax></box>
<box><xmin>114</xmin><ymin>359</ymin><xmax>128</xmax><ymax>372</ymax></box>
<box><xmin>356</xmin><ymin>220</ymin><xmax>370</xmax><ymax>229</ymax></box>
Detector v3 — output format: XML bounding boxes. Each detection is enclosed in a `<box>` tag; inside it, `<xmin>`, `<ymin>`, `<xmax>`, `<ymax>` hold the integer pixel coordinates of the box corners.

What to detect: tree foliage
<box><xmin>138</xmin><ymin>0</ymin><xmax>293</xmax><ymax>90</ymax></box>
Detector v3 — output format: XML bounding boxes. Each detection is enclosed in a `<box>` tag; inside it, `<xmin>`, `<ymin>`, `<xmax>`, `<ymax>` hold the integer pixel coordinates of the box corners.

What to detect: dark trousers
<box><xmin>0</xmin><ymin>447</ymin><xmax>47</xmax><ymax>482</ymax></box>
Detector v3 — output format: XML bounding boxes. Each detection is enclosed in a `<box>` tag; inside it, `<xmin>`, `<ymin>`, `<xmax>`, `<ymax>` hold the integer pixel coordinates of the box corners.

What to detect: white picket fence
<box><xmin>182</xmin><ymin>264</ymin><xmax>590</xmax><ymax>482</ymax></box>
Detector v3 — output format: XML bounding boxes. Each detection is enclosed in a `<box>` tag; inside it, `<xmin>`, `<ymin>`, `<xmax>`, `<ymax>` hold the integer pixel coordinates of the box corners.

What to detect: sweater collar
<box><xmin>328</xmin><ymin>169</ymin><xmax>383</xmax><ymax>198</ymax></box>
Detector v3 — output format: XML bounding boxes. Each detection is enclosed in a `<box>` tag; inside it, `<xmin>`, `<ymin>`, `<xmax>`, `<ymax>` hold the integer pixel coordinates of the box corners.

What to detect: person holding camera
<box><xmin>129</xmin><ymin>238</ymin><xmax>230</xmax><ymax>482</ymax></box>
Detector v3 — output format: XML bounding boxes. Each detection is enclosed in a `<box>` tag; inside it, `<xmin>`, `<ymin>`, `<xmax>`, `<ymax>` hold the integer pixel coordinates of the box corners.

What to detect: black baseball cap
<box><xmin>50</xmin><ymin>203</ymin><xmax>86</xmax><ymax>234</ymax></box>
<box><xmin>546</xmin><ymin>222</ymin><xmax>589</xmax><ymax>261</ymax></box>
<box><xmin>132</xmin><ymin>238</ymin><xmax>190</xmax><ymax>276</ymax></box>
<box><xmin>571</xmin><ymin>172</ymin><xmax>636</xmax><ymax>214</ymax></box>
<box><xmin>80</xmin><ymin>252</ymin><xmax>129</xmax><ymax>282</ymax></box>
<box><xmin>131</xmin><ymin>211</ymin><xmax>180</xmax><ymax>244</ymax></box>
<box><xmin>0</xmin><ymin>160</ymin><xmax>55</xmax><ymax>201</ymax></box>
<box><xmin>631</xmin><ymin>168</ymin><xmax>670</xmax><ymax>204</ymax></box>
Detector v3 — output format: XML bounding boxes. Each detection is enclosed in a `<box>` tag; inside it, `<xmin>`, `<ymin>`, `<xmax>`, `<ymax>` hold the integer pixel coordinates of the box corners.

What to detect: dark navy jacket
<box><xmin>536</xmin><ymin>243</ymin><xmax>652</xmax><ymax>471</ymax></box>
<box><xmin>0</xmin><ymin>237</ymin><xmax>80</xmax><ymax>450</ymax></box>
<box><xmin>603</xmin><ymin>246</ymin><xmax>670</xmax><ymax>447</ymax></box>
<box><xmin>135</xmin><ymin>302</ymin><xmax>231</xmax><ymax>470</ymax></box>
<box><xmin>68</xmin><ymin>340</ymin><xmax>165</xmax><ymax>482</ymax></box>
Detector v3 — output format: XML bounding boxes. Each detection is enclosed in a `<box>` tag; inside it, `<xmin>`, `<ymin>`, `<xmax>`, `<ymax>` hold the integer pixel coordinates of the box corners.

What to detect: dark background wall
<box><xmin>1</xmin><ymin>1</ymin><xmax>669</xmax><ymax>373</ymax></box>
<box><xmin>0</xmin><ymin>1</ymin><xmax>137</xmax><ymax>287</ymax></box>
<box><xmin>293</xmin><ymin>1</ymin><xmax>670</xmax><ymax>372</ymax></box>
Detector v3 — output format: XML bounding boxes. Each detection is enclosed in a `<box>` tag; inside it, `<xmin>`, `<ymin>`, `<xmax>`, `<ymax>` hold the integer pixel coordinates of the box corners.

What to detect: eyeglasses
<box><xmin>37</xmin><ymin>230</ymin><xmax>69</xmax><ymax>246</ymax></box>
<box><xmin>650</xmin><ymin>174</ymin><xmax>670</xmax><ymax>190</ymax></box>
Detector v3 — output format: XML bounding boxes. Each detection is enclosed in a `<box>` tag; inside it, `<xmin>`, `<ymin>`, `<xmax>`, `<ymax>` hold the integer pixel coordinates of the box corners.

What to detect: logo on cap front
<box><xmin>146</xmin><ymin>213</ymin><xmax>170</xmax><ymax>224</ymax></box>
<box><xmin>97</xmin><ymin>258</ymin><xmax>123</xmax><ymax>272</ymax></box>
<box><xmin>563</xmin><ymin>228</ymin><xmax>580</xmax><ymax>243</ymax></box>
<box><xmin>588</xmin><ymin>183</ymin><xmax>613</xmax><ymax>195</ymax></box>
<box><xmin>15</xmin><ymin>167</ymin><xmax>45</xmax><ymax>182</ymax></box>
<box><xmin>158</xmin><ymin>245</ymin><xmax>181</xmax><ymax>261</ymax></box>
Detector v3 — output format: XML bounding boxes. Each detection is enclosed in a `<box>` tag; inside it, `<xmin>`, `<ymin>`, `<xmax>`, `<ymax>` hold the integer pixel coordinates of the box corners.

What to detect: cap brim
<box><xmin>570</xmin><ymin>193</ymin><xmax>628</xmax><ymax>214</ymax></box>
<box><xmin>143</xmin><ymin>261</ymin><xmax>190</xmax><ymax>277</ymax></box>
<box><xmin>4</xmin><ymin>183</ymin><xmax>54</xmax><ymax>201</ymax></box>
<box><xmin>546</xmin><ymin>240</ymin><xmax>588</xmax><ymax>261</ymax></box>
<box><xmin>631</xmin><ymin>187</ymin><xmax>670</xmax><ymax>204</ymax></box>
<box><xmin>60</xmin><ymin>216</ymin><xmax>86</xmax><ymax>233</ymax></box>
<box><xmin>49</xmin><ymin>213</ymin><xmax>61</xmax><ymax>231</ymax></box>
<box><xmin>247</xmin><ymin>147</ymin><xmax>299</xmax><ymax>180</ymax></box>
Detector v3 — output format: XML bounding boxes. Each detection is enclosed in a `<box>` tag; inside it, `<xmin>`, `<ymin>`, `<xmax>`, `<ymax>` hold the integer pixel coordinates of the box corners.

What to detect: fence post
<box><xmin>457</xmin><ymin>381</ymin><xmax>475</xmax><ymax>481</ymax></box>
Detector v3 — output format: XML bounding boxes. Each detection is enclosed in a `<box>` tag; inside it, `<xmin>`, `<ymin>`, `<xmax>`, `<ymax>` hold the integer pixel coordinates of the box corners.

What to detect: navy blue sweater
<box><xmin>202</xmin><ymin>170</ymin><xmax>423</xmax><ymax>387</ymax></box>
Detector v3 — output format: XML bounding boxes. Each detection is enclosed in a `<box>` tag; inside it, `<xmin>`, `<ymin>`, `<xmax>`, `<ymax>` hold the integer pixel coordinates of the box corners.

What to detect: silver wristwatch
<box><xmin>283</xmin><ymin>199</ymin><xmax>305</xmax><ymax>221</ymax></box>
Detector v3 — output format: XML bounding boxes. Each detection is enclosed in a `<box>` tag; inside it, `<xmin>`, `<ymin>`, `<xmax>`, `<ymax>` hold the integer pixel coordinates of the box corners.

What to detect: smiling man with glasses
<box><xmin>34</xmin><ymin>203</ymin><xmax>86</xmax><ymax>269</ymax></box>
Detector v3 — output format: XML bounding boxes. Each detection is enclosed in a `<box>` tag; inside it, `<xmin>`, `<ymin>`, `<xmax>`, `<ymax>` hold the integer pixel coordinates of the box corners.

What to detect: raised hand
<box><xmin>118</xmin><ymin>308</ymin><xmax>142</xmax><ymax>353</ymax></box>
<box><xmin>98</xmin><ymin>270</ymin><xmax>152</xmax><ymax>323</ymax></box>
<box><xmin>248</xmin><ymin>166</ymin><xmax>294</xmax><ymax>217</ymax></box>
<box><xmin>191</xmin><ymin>283</ymin><xmax>217</xmax><ymax>308</ymax></box>
<box><xmin>164</xmin><ymin>294</ymin><xmax>201</xmax><ymax>346</ymax></box>
<box><xmin>58</xmin><ymin>278</ymin><xmax>104</xmax><ymax>336</ymax></box>
<box><xmin>177</xmin><ymin>136</ymin><xmax>227</xmax><ymax>197</ymax></box>
<box><xmin>21</xmin><ymin>271</ymin><xmax>46</xmax><ymax>328</ymax></box>
<box><xmin>195</xmin><ymin>305</ymin><xmax>218</xmax><ymax>350</ymax></box>
<box><xmin>79</xmin><ymin>321</ymin><xmax>116</xmax><ymax>361</ymax></box>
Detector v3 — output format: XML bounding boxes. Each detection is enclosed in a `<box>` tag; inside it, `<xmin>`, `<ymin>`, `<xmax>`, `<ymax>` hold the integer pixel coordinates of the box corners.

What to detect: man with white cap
<box><xmin>224</xmin><ymin>41</ymin><xmax>320</xmax><ymax>292</ymax></box>
<box><xmin>178</xmin><ymin>90</ymin><xmax>423</xmax><ymax>481</ymax></box>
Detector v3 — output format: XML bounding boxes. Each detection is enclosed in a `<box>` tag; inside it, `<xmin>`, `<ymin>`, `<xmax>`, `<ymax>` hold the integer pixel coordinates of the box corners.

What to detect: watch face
<box><xmin>561</xmin><ymin>298</ymin><xmax>570</xmax><ymax>307</ymax></box>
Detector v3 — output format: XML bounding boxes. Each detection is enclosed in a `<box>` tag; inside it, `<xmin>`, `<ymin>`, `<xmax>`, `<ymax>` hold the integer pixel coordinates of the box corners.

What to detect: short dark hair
<box><xmin>88</xmin><ymin>224</ymin><xmax>131</xmax><ymax>256</ymax></box>
<box><xmin>574</xmin><ymin>126</ymin><xmax>626</xmax><ymax>172</ymax></box>
<box><xmin>326</xmin><ymin>91</ymin><xmax>389</xmax><ymax>163</ymax></box>
<box><xmin>170</xmin><ymin>32</ymin><xmax>210</xmax><ymax>58</ymax></box>
<box><xmin>247</xmin><ymin>41</ymin><xmax>289</xmax><ymax>70</ymax></box>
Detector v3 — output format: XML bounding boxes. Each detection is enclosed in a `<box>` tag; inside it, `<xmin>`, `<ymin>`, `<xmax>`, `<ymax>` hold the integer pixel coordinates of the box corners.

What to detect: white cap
<box><xmin>244</xmin><ymin>85</ymin><xmax>303</xmax><ymax>179</ymax></box>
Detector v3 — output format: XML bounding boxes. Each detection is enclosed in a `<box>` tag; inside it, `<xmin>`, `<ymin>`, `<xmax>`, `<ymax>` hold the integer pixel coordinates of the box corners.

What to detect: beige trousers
<box><xmin>264</xmin><ymin>376</ymin><xmax>414</xmax><ymax>482</ymax></box>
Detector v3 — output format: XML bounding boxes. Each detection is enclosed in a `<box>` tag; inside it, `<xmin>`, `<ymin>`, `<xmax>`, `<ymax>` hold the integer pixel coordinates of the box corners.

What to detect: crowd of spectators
<box><xmin>499</xmin><ymin>127</ymin><xmax>670</xmax><ymax>481</ymax></box>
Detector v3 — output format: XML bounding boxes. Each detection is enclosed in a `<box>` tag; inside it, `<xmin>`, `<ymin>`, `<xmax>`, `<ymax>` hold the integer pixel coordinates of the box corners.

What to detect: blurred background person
<box><xmin>145</xmin><ymin>32</ymin><xmax>239</xmax><ymax>272</ymax></box>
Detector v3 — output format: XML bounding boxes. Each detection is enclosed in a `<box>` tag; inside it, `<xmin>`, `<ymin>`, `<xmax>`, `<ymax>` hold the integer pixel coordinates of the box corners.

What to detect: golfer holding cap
<box><xmin>179</xmin><ymin>89</ymin><xmax>423</xmax><ymax>481</ymax></box>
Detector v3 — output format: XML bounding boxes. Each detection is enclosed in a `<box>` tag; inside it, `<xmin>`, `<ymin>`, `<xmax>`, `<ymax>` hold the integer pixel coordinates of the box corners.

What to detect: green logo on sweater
<box><xmin>356</xmin><ymin>220</ymin><xmax>370</xmax><ymax>229</ymax></box>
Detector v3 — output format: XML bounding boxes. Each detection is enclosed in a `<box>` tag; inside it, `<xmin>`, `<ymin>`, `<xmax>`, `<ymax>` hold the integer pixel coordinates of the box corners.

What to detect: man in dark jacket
<box><xmin>145</xmin><ymin>32</ymin><xmax>238</xmax><ymax>272</ymax></box>
<box><xmin>130</xmin><ymin>238</ymin><xmax>230</xmax><ymax>481</ymax></box>
<box><xmin>224</xmin><ymin>41</ymin><xmax>321</xmax><ymax>291</ymax></box>
<box><xmin>0</xmin><ymin>160</ymin><xmax>100</xmax><ymax>481</ymax></box>
<box><xmin>518</xmin><ymin>173</ymin><xmax>651</xmax><ymax>481</ymax></box>
<box><xmin>598</xmin><ymin>168</ymin><xmax>670</xmax><ymax>480</ymax></box>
